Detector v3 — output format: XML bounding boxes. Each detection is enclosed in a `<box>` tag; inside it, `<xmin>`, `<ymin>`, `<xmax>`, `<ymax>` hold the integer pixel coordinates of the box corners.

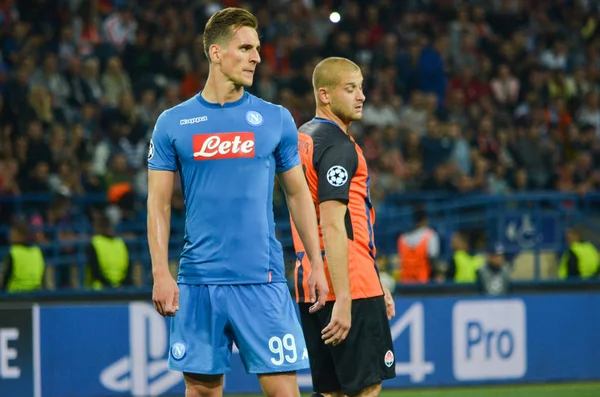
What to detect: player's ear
<box><xmin>317</xmin><ymin>87</ymin><xmax>330</xmax><ymax>105</ymax></box>
<box><xmin>209</xmin><ymin>44</ymin><xmax>221</xmax><ymax>64</ymax></box>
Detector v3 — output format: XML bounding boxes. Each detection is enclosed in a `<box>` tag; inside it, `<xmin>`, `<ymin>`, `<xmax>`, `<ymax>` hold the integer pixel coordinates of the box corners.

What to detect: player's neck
<box><xmin>315</xmin><ymin>107</ymin><xmax>350</xmax><ymax>134</ymax></box>
<box><xmin>201</xmin><ymin>72</ymin><xmax>245</xmax><ymax>105</ymax></box>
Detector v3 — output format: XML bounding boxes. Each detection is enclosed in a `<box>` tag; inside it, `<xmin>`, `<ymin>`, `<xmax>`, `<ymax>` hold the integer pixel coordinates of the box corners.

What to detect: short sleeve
<box><xmin>317</xmin><ymin>139</ymin><xmax>358</xmax><ymax>204</ymax></box>
<box><xmin>275</xmin><ymin>106</ymin><xmax>301</xmax><ymax>173</ymax></box>
<box><xmin>148</xmin><ymin>111</ymin><xmax>178</xmax><ymax>172</ymax></box>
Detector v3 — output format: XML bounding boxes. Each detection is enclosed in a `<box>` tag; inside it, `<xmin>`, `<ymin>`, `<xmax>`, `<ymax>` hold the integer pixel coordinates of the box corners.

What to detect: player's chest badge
<box><xmin>246</xmin><ymin>110</ymin><xmax>264</xmax><ymax>127</ymax></box>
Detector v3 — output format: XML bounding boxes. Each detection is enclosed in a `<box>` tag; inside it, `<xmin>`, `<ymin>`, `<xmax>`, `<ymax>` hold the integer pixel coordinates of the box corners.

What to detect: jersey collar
<box><xmin>312</xmin><ymin>117</ymin><xmax>342</xmax><ymax>129</ymax></box>
<box><xmin>196</xmin><ymin>91</ymin><xmax>249</xmax><ymax>108</ymax></box>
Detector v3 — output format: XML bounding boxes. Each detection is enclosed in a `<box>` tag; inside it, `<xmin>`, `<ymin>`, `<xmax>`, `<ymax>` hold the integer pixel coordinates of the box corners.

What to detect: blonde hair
<box><xmin>312</xmin><ymin>57</ymin><xmax>361</xmax><ymax>90</ymax></box>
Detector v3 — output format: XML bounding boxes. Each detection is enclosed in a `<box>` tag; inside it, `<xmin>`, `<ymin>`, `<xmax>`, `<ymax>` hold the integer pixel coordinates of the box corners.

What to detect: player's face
<box><xmin>220</xmin><ymin>26</ymin><xmax>261</xmax><ymax>87</ymax></box>
<box><xmin>330</xmin><ymin>71</ymin><xmax>365</xmax><ymax>122</ymax></box>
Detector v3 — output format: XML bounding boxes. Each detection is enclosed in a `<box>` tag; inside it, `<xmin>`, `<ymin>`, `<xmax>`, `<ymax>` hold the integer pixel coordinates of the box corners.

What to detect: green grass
<box><xmin>228</xmin><ymin>382</ymin><xmax>600</xmax><ymax>397</ymax></box>
<box><xmin>377</xmin><ymin>382</ymin><xmax>600</xmax><ymax>397</ymax></box>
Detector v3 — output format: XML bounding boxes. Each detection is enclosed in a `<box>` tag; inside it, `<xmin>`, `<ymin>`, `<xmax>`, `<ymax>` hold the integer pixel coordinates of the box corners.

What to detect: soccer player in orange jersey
<box><xmin>291</xmin><ymin>57</ymin><xmax>396</xmax><ymax>397</ymax></box>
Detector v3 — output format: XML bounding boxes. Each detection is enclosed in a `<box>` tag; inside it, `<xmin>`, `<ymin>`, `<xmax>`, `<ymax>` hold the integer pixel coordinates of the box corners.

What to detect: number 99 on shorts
<box><xmin>268</xmin><ymin>334</ymin><xmax>298</xmax><ymax>365</ymax></box>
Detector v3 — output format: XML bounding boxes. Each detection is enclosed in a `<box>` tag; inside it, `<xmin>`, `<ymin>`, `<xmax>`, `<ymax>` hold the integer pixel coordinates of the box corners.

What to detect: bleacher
<box><xmin>2</xmin><ymin>190</ymin><xmax>599</xmax><ymax>296</ymax></box>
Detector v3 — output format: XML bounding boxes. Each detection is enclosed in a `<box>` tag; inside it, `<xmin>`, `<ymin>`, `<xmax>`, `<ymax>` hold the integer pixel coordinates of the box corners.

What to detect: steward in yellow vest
<box><xmin>0</xmin><ymin>221</ymin><xmax>46</xmax><ymax>293</ymax></box>
<box><xmin>445</xmin><ymin>232</ymin><xmax>484</xmax><ymax>283</ymax></box>
<box><xmin>86</xmin><ymin>216</ymin><xmax>131</xmax><ymax>289</ymax></box>
<box><xmin>559</xmin><ymin>228</ymin><xmax>600</xmax><ymax>279</ymax></box>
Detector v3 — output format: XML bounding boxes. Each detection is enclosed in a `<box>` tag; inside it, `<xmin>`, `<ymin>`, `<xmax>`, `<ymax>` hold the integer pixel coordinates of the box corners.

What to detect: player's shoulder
<box><xmin>155</xmin><ymin>96</ymin><xmax>203</xmax><ymax>130</ymax></box>
<box><xmin>300</xmin><ymin>119</ymin><xmax>354</xmax><ymax>150</ymax></box>
<box><xmin>247</xmin><ymin>93</ymin><xmax>292</xmax><ymax>120</ymax></box>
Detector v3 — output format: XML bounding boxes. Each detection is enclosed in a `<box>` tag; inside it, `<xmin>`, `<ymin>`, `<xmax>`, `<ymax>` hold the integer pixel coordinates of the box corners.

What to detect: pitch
<box><xmin>222</xmin><ymin>382</ymin><xmax>600</xmax><ymax>397</ymax></box>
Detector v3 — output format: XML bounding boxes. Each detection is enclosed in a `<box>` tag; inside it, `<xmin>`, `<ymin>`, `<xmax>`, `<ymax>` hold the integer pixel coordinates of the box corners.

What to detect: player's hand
<box><xmin>152</xmin><ymin>272</ymin><xmax>180</xmax><ymax>317</ymax></box>
<box><xmin>382</xmin><ymin>285</ymin><xmax>396</xmax><ymax>320</ymax></box>
<box><xmin>322</xmin><ymin>298</ymin><xmax>351</xmax><ymax>346</ymax></box>
<box><xmin>308</xmin><ymin>264</ymin><xmax>329</xmax><ymax>313</ymax></box>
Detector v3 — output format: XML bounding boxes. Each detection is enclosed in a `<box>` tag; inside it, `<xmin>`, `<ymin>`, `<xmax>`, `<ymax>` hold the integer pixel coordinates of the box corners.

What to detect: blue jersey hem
<box><xmin>276</xmin><ymin>158</ymin><xmax>301</xmax><ymax>174</ymax></box>
<box><xmin>176</xmin><ymin>277</ymin><xmax>288</xmax><ymax>285</ymax></box>
<box><xmin>247</xmin><ymin>362</ymin><xmax>310</xmax><ymax>374</ymax></box>
<box><xmin>168</xmin><ymin>364</ymin><xmax>231</xmax><ymax>375</ymax></box>
<box><xmin>148</xmin><ymin>165</ymin><xmax>178</xmax><ymax>172</ymax></box>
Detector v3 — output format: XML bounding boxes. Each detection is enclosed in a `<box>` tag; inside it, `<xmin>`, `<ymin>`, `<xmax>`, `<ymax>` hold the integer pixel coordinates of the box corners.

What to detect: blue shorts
<box><xmin>168</xmin><ymin>282</ymin><xmax>309</xmax><ymax>375</ymax></box>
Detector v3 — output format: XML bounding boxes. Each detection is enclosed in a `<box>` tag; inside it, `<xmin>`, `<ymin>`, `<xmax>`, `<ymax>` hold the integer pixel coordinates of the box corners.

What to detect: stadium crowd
<box><xmin>0</xmin><ymin>0</ymin><xmax>600</xmax><ymax>283</ymax></box>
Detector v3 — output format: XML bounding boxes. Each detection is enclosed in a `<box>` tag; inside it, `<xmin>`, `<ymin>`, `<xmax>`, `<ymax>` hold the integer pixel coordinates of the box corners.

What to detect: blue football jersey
<box><xmin>148</xmin><ymin>92</ymin><xmax>300</xmax><ymax>285</ymax></box>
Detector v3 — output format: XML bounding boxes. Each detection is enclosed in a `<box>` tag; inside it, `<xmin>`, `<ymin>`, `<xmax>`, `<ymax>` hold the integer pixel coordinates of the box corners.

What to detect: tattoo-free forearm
<box><xmin>287</xmin><ymin>191</ymin><xmax>323</xmax><ymax>267</ymax></box>
<box><xmin>147</xmin><ymin>199</ymin><xmax>172</xmax><ymax>277</ymax></box>
<box><xmin>321</xmin><ymin>222</ymin><xmax>351</xmax><ymax>301</ymax></box>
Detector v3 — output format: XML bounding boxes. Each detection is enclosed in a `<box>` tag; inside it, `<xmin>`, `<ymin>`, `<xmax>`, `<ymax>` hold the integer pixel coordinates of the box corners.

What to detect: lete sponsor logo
<box><xmin>193</xmin><ymin>132</ymin><xmax>255</xmax><ymax>160</ymax></box>
<box><xmin>100</xmin><ymin>303</ymin><xmax>183</xmax><ymax>396</ymax></box>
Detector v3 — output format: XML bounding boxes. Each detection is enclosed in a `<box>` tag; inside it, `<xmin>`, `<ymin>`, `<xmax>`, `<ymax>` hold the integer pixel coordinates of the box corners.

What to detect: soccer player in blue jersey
<box><xmin>146</xmin><ymin>7</ymin><xmax>328</xmax><ymax>397</ymax></box>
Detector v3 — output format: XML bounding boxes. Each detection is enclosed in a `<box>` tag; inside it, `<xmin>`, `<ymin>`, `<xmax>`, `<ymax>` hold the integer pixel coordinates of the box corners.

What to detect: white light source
<box><xmin>329</xmin><ymin>11</ymin><xmax>341</xmax><ymax>23</ymax></box>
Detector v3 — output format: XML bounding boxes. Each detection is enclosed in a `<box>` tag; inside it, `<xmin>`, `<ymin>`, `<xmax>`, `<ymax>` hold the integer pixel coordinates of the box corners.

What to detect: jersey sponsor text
<box><xmin>193</xmin><ymin>132</ymin><xmax>255</xmax><ymax>160</ymax></box>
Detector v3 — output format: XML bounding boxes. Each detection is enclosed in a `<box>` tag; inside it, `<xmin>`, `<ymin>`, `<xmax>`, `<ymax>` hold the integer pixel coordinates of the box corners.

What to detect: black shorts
<box><xmin>298</xmin><ymin>296</ymin><xmax>396</xmax><ymax>395</ymax></box>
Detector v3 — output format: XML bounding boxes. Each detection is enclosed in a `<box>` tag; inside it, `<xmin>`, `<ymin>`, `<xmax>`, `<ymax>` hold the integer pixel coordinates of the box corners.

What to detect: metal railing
<box><xmin>1</xmin><ymin>191</ymin><xmax>599</xmax><ymax>294</ymax></box>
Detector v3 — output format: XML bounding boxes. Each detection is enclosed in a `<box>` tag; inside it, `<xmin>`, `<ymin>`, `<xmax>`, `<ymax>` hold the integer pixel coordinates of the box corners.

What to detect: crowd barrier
<box><xmin>2</xmin><ymin>291</ymin><xmax>600</xmax><ymax>397</ymax></box>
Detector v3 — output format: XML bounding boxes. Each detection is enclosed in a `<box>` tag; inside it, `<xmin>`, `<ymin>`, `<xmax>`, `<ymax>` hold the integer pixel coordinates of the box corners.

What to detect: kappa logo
<box><xmin>193</xmin><ymin>132</ymin><xmax>255</xmax><ymax>160</ymax></box>
<box><xmin>99</xmin><ymin>303</ymin><xmax>182</xmax><ymax>396</ymax></box>
<box><xmin>384</xmin><ymin>350</ymin><xmax>395</xmax><ymax>368</ymax></box>
<box><xmin>180</xmin><ymin>116</ymin><xmax>208</xmax><ymax>125</ymax></box>
<box><xmin>246</xmin><ymin>110</ymin><xmax>263</xmax><ymax>126</ymax></box>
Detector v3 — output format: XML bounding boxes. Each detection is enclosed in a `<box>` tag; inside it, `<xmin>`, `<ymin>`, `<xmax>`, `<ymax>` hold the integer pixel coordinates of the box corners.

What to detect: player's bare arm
<box><xmin>382</xmin><ymin>284</ymin><xmax>395</xmax><ymax>320</ymax></box>
<box><xmin>147</xmin><ymin>169</ymin><xmax>179</xmax><ymax>317</ymax></box>
<box><xmin>319</xmin><ymin>199</ymin><xmax>352</xmax><ymax>345</ymax></box>
<box><xmin>278</xmin><ymin>165</ymin><xmax>329</xmax><ymax>312</ymax></box>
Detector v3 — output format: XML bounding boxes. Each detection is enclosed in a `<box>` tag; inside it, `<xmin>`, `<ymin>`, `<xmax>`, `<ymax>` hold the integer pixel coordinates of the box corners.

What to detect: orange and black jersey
<box><xmin>291</xmin><ymin>117</ymin><xmax>383</xmax><ymax>303</ymax></box>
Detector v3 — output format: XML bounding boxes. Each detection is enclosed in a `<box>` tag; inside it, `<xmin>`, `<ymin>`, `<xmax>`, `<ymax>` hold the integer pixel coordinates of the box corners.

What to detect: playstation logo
<box><xmin>99</xmin><ymin>303</ymin><xmax>183</xmax><ymax>396</ymax></box>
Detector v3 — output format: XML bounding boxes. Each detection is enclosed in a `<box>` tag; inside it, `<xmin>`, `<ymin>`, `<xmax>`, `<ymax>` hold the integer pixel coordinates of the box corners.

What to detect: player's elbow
<box><xmin>279</xmin><ymin>172</ymin><xmax>308</xmax><ymax>199</ymax></box>
<box><xmin>147</xmin><ymin>194</ymin><xmax>171</xmax><ymax>216</ymax></box>
<box><xmin>320</xmin><ymin>219</ymin><xmax>346</xmax><ymax>238</ymax></box>
<box><xmin>319</xmin><ymin>204</ymin><xmax>347</xmax><ymax>233</ymax></box>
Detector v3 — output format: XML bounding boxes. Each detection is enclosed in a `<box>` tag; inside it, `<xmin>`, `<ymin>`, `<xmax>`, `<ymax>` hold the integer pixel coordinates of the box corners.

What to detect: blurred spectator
<box><xmin>448</xmin><ymin>121</ymin><xmax>471</xmax><ymax>175</ymax></box>
<box><xmin>0</xmin><ymin>219</ymin><xmax>50</xmax><ymax>293</ymax></box>
<box><xmin>476</xmin><ymin>243</ymin><xmax>511</xmax><ymax>295</ymax></box>
<box><xmin>101</xmin><ymin>56</ymin><xmax>131</xmax><ymax>107</ymax></box>
<box><xmin>81</xmin><ymin>57</ymin><xmax>103</xmax><ymax>105</ymax></box>
<box><xmin>558</xmin><ymin>228</ymin><xmax>600</xmax><ymax>280</ymax></box>
<box><xmin>399</xmin><ymin>90</ymin><xmax>428</xmax><ymax>136</ymax></box>
<box><xmin>362</xmin><ymin>87</ymin><xmax>400</xmax><ymax>128</ymax></box>
<box><xmin>449</xmin><ymin>65</ymin><xmax>490</xmax><ymax>108</ymax></box>
<box><xmin>487</xmin><ymin>163</ymin><xmax>511</xmax><ymax>195</ymax></box>
<box><xmin>490</xmin><ymin>64</ymin><xmax>520</xmax><ymax>110</ymax></box>
<box><xmin>395</xmin><ymin>206</ymin><xmax>440</xmax><ymax>284</ymax></box>
<box><xmin>102</xmin><ymin>6</ymin><xmax>136</xmax><ymax>52</ymax></box>
<box><xmin>445</xmin><ymin>231</ymin><xmax>483</xmax><ymax>283</ymax></box>
<box><xmin>86</xmin><ymin>214</ymin><xmax>132</xmax><ymax>289</ymax></box>
<box><xmin>421</xmin><ymin>118</ymin><xmax>453</xmax><ymax>176</ymax></box>
<box><xmin>0</xmin><ymin>0</ymin><xmax>598</xmax><ymax>288</ymax></box>
<box><xmin>576</xmin><ymin>92</ymin><xmax>600</xmax><ymax>137</ymax></box>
